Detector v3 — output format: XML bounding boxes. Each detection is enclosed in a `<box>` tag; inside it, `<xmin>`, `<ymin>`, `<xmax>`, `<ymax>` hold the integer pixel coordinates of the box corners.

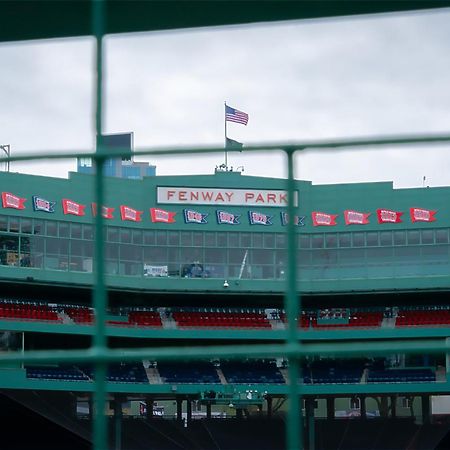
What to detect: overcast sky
<box><xmin>1</xmin><ymin>7</ymin><xmax>450</xmax><ymax>188</ymax></box>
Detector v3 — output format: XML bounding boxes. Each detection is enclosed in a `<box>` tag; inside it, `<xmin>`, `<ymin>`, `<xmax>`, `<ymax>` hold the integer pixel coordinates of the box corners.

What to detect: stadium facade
<box><xmin>1</xmin><ymin>169</ymin><xmax>450</xmax><ymax>449</ymax></box>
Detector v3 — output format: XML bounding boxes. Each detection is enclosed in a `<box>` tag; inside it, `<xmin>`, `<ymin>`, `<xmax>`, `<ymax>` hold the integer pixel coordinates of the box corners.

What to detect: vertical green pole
<box><xmin>92</xmin><ymin>1</ymin><xmax>107</xmax><ymax>450</ymax></box>
<box><xmin>285</xmin><ymin>149</ymin><xmax>302</xmax><ymax>449</ymax></box>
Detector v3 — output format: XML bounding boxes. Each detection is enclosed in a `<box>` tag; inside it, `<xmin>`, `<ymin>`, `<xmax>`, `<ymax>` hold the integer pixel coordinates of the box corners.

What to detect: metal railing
<box><xmin>1</xmin><ymin>1</ymin><xmax>450</xmax><ymax>449</ymax></box>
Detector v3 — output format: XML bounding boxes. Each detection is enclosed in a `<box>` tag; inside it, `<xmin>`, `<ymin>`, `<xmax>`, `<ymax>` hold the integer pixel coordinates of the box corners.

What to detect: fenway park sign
<box><xmin>157</xmin><ymin>187</ymin><xmax>298</xmax><ymax>207</ymax></box>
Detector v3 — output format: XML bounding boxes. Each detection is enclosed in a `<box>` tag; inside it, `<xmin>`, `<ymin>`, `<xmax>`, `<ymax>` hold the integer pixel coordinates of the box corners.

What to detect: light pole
<box><xmin>0</xmin><ymin>145</ymin><xmax>10</xmax><ymax>172</ymax></box>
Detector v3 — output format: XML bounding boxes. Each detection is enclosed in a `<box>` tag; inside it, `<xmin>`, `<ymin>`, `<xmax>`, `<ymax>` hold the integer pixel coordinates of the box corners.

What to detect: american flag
<box><xmin>225</xmin><ymin>105</ymin><xmax>249</xmax><ymax>125</ymax></box>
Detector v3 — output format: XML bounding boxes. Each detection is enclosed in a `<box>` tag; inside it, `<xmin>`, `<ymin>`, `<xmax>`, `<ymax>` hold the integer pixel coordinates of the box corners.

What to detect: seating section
<box><xmin>367</xmin><ymin>368</ymin><xmax>436</xmax><ymax>383</ymax></box>
<box><xmin>157</xmin><ymin>361</ymin><xmax>220</xmax><ymax>384</ymax></box>
<box><xmin>128</xmin><ymin>311</ymin><xmax>162</xmax><ymax>327</ymax></box>
<box><xmin>65</xmin><ymin>307</ymin><xmax>94</xmax><ymax>324</ymax></box>
<box><xmin>311</xmin><ymin>311</ymin><xmax>383</xmax><ymax>328</ymax></box>
<box><xmin>221</xmin><ymin>360</ymin><xmax>284</xmax><ymax>384</ymax></box>
<box><xmin>303</xmin><ymin>360</ymin><xmax>366</xmax><ymax>384</ymax></box>
<box><xmin>396</xmin><ymin>309</ymin><xmax>450</xmax><ymax>326</ymax></box>
<box><xmin>26</xmin><ymin>365</ymin><xmax>90</xmax><ymax>381</ymax></box>
<box><xmin>79</xmin><ymin>363</ymin><xmax>149</xmax><ymax>383</ymax></box>
<box><xmin>173</xmin><ymin>311</ymin><xmax>271</xmax><ymax>329</ymax></box>
<box><xmin>0</xmin><ymin>303</ymin><xmax>60</xmax><ymax>322</ymax></box>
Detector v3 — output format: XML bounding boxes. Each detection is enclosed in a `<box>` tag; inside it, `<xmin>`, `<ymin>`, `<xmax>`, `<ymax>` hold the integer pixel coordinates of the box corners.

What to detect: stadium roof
<box><xmin>1</xmin><ymin>0</ymin><xmax>450</xmax><ymax>43</ymax></box>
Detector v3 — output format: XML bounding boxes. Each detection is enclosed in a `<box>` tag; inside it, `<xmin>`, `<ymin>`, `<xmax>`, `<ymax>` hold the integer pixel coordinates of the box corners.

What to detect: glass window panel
<box><xmin>193</xmin><ymin>232</ymin><xmax>203</xmax><ymax>247</ymax></box>
<box><xmin>339</xmin><ymin>248</ymin><xmax>365</xmax><ymax>263</ymax></box>
<box><xmin>217</xmin><ymin>233</ymin><xmax>227</xmax><ymax>248</ymax></box>
<box><xmin>83</xmin><ymin>224</ymin><xmax>94</xmax><ymax>240</ymax></box>
<box><xmin>70</xmin><ymin>223</ymin><xmax>82</xmax><ymax>239</ymax></box>
<box><xmin>156</xmin><ymin>231</ymin><xmax>167</xmax><ymax>245</ymax></box>
<box><xmin>229</xmin><ymin>248</ymin><xmax>247</xmax><ymax>264</ymax></box>
<box><xmin>132</xmin><ymin>230</ymin><xmax>142</xmax><ymax>245</ymax></box>
<box><xmin>9</xmin><ymin>217</ymin><xmax>19</xmax><ymax>233</ymax></box>
<box><xmin>33</xmin><ymin>219</ymin><xmax>44</xmax><ymax>235</ymax></box>
<box><xmin>311</xmin><ymin>234</ymin><xmax>324</xmax><ymax>249</ymax></box>
<box><xmin>83</xmin><ymin>241</ymin><xmax>93</xmax><ymax>257</ymax></box>
<box><xmin>366</xmin><ymin>232</ymin><xmax>378</xmax><ymax>247</ymax></box>
<box><xmin>180</xmin><ymin>232</ymin><xmax>191</xmax><ymax>246</ymax></box>
<box><xmin>252</xmin><ymin>249</ymin><xmax>273</xmax><ymax>264</ymax></box>
<box><xmin>120</xmin><ymin>228</ymin><xmax>131</xmax><ymax>243</ymax></box>
<box><xmin>20</xmin><ymin>219</ymin><xmax>32</xmax><ymax>234</ymax></box>
<box><xmin>241</xmin><ymin>233</ymin><xmax>251</xmax><ymax>248</ymax></box>
<box><xmin>168</xmin><ymin>231</ymin><xmax>179</xmax><ymax>246</ymax></box>
<box><xmin>338</xmin><ymin>233</ymin><xmax>351</xmax><ymax>248</ymax></box>
<box><xmin>205</xmin><ymin>248</ymin><xmax>226</xmax><ymax>263</ymax></box>
<box><xmin>228</xmin><ymin>233</ymin><xmax>239</xmax><ymax>247</ymax></box>
<box><xmin>71</xmin><ymin>240</ymin><xmax>83</xmax><ymax>256</ymax></box>
<box><xmin>407</xmin><ymin>230</ymin><xmax>420</xmax><ymax>245</ymax></box>
<box><xmin>263</xmin><ymin>234</ymin><xmax>275</xmax><ymax>248</ymax></box>
<box><xmin>366</xmin><ymin>247</ymin><xmax>392</xmax><ymax>260</ymax></box>
<box><xmin>167</xmin><ymin>247</ymin><xmax>179</xmax><ymax>263</ymax></box>
<box><xmin>311</xmin><ymin>249</ymin><xmax>338</xmax><ymax>265</ymax></box>
<box><xmin>421</xmin><ymin>229</ymin><xmax>434</xmax><ymax>244</ymax></box>
<box><xmin>393</xmin><ymin>231</ymin><xmax>406</xmax><ymax>246</ymax></box>
<box><xmin>105</xmin><ymin>243</ymin><xmax>119</xmax><ymax>259</ymax></box>
<box><xmin>107</xmin><ymin>227</ymin><xmax>119</xmax><ymax>242</ymax></box>
<box><xmin>276</xmin><ymin>234</ymin><xmax>286</xmax><ymax>249</ymax></box>
<box><xmin>352</xmin><ymin>233</ymin><xmax>365</xmax><ymax>247</ymax></box>
<box><xmin>204</xmin><ymin>232</ymin><xmax>215</xmax><ymax>247</ymax></box>
<box><xmin>380</xmin><ymin>231</ymin><xmax>393</xmax><ymax>246</ymax></box>
<box><xmin>120</xmin><ymin>244</ymin><xmax>141</xmax><ymax>261</ymax></box>
<box><xmin>59</xmin><ymin>222</ymin><xmax>69</xmax><ymax>238</ymax></box>
<box><xmin>299</xmin><ymin>235</ymin><xmax>310</xmax><ymax>249</ymax></box>
<box><xmin>436</xmin><ymin>229</ymin><xmax>449</xmax><ymax>244</ymax></box>
<box><xmin>253</xmin><ymin>233</ymin><xmax>263</xmax><ymax>248</ymax></box>
<box><xmin>143</xmin><ymin>230</ymin><xmax>155</xmax><ymax>245</ymax></box>
<box><xmin>0</xmin><ymin>216</ymin><xmax>7</xmax><ymax>232</ymax></box>
<box><xmin>325</xmin><ymin>234</ymin><xmax>337</xmax><ymax>248</ymax></box>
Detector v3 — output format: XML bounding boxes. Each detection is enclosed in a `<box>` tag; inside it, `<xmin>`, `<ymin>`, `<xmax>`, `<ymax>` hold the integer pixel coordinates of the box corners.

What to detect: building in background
<box><xmin>77</xmin><ymin>132</ymin><xmax>156</xmax><ymax>179</ymax></box>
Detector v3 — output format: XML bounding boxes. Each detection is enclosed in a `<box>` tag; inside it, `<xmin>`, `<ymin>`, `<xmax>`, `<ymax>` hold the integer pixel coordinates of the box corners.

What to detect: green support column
<box><xmin>206</xmin><ymin>402</ymin><xmax>211</xmax><ymax>419</ymax></box>
<box><xmin>267</xmin><ymin>396</ymin><xmax>273</xmax><ymax>419</ymax></box>
<box><xmin>421</xmin><ymin>395</ymin><xmax>431</xmax><ymax>425</ymax></box>
<box><xmin>176</xmin><ymin>397</ymin><xmax>183</xmax><ymax>423</ymax></box>
<box><xmin>360</xmin><ymin>396</ymin><xmax>366</xmax><ymax>420</ymax></box>
<box><xmin>113</xmin><ymin>396</ymin><xmax>123</xmax><ymax>450</ymax></box>
<box><xmin>305</xmin><ymin>398</ymin><xmax>315</xmax><ymax>450</ymax></box>
<box><xmin>186</xmin><ymin>398</ymin><xmax>192</xmax><ymax>425</ymax></box>
<box><xmin>327</xmin><ymin>398</ymin><xmax>335</xmax><ymax>420</ymax></box>
<box><xmin>145</xmin><ymin>396</ymin><xmax>154</xmax><ymax>422</ymax></box>
<box><xmin>390</xmin><ymin>396</ymin><xmax>397</xmax><ymax>418</ymax></box>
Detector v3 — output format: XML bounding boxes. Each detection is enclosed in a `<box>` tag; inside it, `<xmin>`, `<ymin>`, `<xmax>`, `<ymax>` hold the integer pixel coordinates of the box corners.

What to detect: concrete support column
<box><xmin>206</xmin><ymin>402</ymin><xmax>212</xmax><ymax>419</ymax></box>
<box><xmin>326</xmin><ymin>397</ymin><xmax>335</xmax><ymax>420</ymax></box>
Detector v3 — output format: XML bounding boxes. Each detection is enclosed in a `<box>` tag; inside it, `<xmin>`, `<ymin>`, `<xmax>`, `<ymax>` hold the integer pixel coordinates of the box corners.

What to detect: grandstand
<box><xmin>3</xmin><ymin>1</ymin><xmax>450</xmax><ymax>449</ymax></box>
<box><xmin>1</xmin><ymin>169</ymin><xmax>450</xmax><ymax>448</ymax></box>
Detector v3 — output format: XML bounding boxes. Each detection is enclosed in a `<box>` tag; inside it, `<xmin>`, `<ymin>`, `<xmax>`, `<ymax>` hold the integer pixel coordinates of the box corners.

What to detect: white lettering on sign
<box><xmin>157</xmin><ymin>187</ymin><xmax>298</xmax><ymax>207</ymax></box>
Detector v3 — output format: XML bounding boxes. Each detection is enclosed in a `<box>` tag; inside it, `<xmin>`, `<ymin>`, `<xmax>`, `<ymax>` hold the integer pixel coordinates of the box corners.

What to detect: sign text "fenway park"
<box><xmin>157</xmin><ymin>187</ymin><xmax>298</xmax><ymax>207</ymax></box>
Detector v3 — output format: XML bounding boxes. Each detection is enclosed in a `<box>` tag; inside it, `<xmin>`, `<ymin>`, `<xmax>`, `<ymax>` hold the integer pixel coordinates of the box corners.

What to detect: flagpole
<box><xmin>224</xmin><ymin>101</ymin><xmax>228</xmax><ymax>169</ymax></box>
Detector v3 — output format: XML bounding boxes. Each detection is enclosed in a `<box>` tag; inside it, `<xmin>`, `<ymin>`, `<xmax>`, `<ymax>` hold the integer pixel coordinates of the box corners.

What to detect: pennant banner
<box><xmin>248</xmin><ymin>211</ymin><xmax>273</xmax><ymax>226</ymax></box>
<box><xmin>183</xmin><ymin>209</ymin><xmax>208</xmax><ymax>224</ymax></box>
<box><xmin>410</xmin><ymin>207</ymin><xmax>436</xmax><ymax>223</ymax></box>
<box><xmin>377</xmin><ymin>209</ymin><xmax>403</xmax><ymax>224</ymax></box>
<box><xmin>62</xmin><ymin>199</ymin><xmax>85</xmax><ymax>216</ymax></box>
<box><xmin>344</xmin><ymin>210</ymin><xmax>370</xmax><ymax>225</ymax></box>
<box><xmin>312</xmin><ymin>211</ymin><xmax>338</xmax><ymax>227</ymax></box>
<box><xmin>150</xmin><ymin>207</ymin><xmax>176</xmax><ymax>223</ymax></box>
<box><xmin>216</xmin><ymin>210</ymin><xmax>240</xmax><ymax>225</ymax></box>
<box><xmin>91</xmin><ymin>203</ymin><xmax>114</xmax><ymax>219</ymax></box>
<box><xmin>2</xmin><ymin>192</ymin><xmax>26</xmax><ymax>210</ymax></box>
<box><xmin>280</xmin><ymin>212</ymin><xmax>305</xmax><ymax>227</ymax></box>
<box><xmin>120</xmin><ymin>205</ymin><xmax>142</xmax><ymax>222</ymax></box>
<box><xmin>32</xmin><ymin>196</ymin><xmax>55</xmax><ymax>213</ymax></box>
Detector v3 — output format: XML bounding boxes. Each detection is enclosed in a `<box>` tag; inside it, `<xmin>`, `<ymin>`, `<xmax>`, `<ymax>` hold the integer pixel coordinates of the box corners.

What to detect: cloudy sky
<box><xmin>1</xmin><ymin>7</ymin><xmax>450</xmax><ymax>188</ymax></box>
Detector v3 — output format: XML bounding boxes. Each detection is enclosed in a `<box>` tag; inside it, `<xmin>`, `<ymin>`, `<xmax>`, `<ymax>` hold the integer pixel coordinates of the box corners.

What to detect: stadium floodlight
<box><xmin>0</xmin><ymin>144</ymin><xmax>10</xmax><ymax>172</ymax></box>
<box><xmin>223</xmin><ymin>280</ymin><xmax>229</xmax><ymax>288</ymax></box>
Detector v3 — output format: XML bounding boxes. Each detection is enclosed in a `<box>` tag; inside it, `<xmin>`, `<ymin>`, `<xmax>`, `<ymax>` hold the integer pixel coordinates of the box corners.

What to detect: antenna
<box><xmin>0</xmin><ymin>145</ymin><xmax>10</xmax><ymax>172</ymax></box>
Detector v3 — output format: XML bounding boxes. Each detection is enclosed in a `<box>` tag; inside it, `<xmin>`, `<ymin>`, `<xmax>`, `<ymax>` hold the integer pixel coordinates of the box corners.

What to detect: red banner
<box><xmin>150</xmin><ymin>208</ymin><xmax>176</xmax><ymax>223</ymax></box>
<box><xmin>1</xmin><ymin>192</ymin><xmax>26</xmax><ymax>210</ymax></box>
<box><xmin>376</xmin><ymin>208</ymin><xmax>402</xmax><ymax>224</ymax></box>
<box><xmin>344</xmin><ymin>210</ymin><xmax>370</xmax><ymax>225</ymax></box>
<box><xmin>120</xmin><ymin>205</ymin><xmax>142</xmax><ymax>222</ymax></box>
<box><xmin>62</xmin><ymin>199</ymin><xmax>85</xmax><ymax>216</ymax></box>
<box><xmin>91</xmin><ymin>203</ymin><xmax>114</xmax><ymax>219</ymax></box>
<box><xmin>410</xmin><ymin>207</ymin><xmax>436</xmax><ymax>223</ymax></box>
<box><xmin>311</xmin><ymin>211</ymin><xmax>337</xmax><ymax>226</ymax></box>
